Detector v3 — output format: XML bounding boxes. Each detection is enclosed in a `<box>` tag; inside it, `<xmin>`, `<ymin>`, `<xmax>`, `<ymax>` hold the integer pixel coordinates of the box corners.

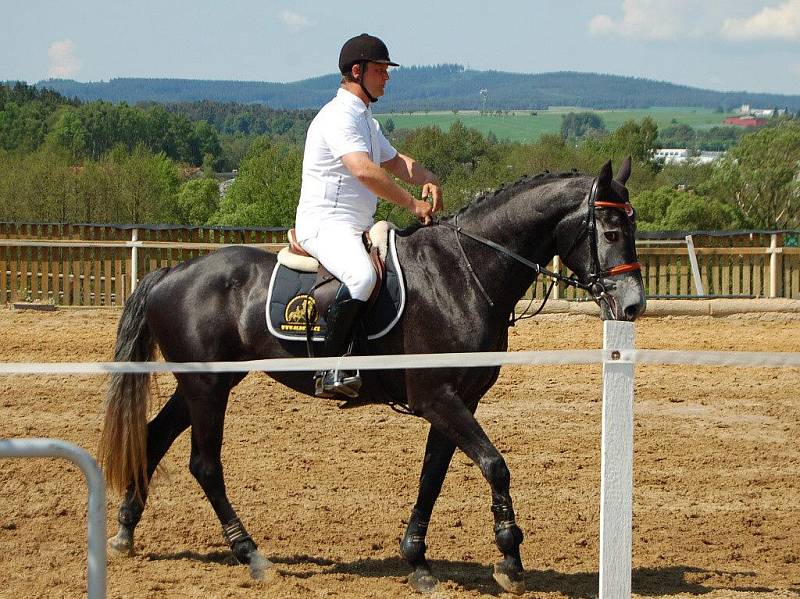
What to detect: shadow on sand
<box><xmin>144</xmin><ymin>550</ymin><xmax>782</xmax><ymax>597</ymax></box>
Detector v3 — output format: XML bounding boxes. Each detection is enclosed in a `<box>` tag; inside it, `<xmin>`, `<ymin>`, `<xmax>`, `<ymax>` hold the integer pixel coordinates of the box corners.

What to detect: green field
<box><xmin>375</xmin><ymin>107</ymin><xmax>736</xmax><ymax>143</ymax></box>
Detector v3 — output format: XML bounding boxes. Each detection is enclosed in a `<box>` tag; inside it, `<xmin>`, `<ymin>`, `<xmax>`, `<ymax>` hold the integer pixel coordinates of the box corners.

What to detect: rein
<box><xmin>439</xmin><ymin>177</ymin><xmax>641</xmax><ymax>321</ymax></box>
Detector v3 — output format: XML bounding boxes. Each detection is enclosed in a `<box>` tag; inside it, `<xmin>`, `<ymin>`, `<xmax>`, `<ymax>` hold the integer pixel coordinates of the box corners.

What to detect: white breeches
<box><xmin>298</xmin><ymin>226</ymin><xmax>377</xmax><ymax>302</ymax></box>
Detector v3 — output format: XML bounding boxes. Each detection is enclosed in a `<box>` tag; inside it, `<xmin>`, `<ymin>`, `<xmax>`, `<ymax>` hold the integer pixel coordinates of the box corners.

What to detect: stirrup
<box><xmin>314</xmin><ymin>368</ymin><xmax>362</xmax><ymax>399</ymax></box>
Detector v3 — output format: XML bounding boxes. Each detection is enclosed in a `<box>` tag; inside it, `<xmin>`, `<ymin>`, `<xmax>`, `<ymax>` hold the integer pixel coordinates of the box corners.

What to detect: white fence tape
<box><xmin>0</xmin><ymin>349</ymin><xmax>798</xmax><ymax>376</ymax></box>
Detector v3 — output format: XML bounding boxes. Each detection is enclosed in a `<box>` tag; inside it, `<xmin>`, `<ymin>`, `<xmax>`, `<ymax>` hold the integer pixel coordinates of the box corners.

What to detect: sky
<box><xmin>2</xmin><ymin>0</ymin><xmax>799</xmax><ymax>95</ymax></box>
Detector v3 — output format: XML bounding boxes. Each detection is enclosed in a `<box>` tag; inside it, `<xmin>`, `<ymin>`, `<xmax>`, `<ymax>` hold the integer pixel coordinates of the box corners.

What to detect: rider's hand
<box><xmin>421</xmin><ymin>182</ymin><xmax>443</xmax><ymax>215</ymax></box>
<box><xmin>412</xmin><ymin>199</ymin><xmax>433</xmax><ymax>225</ymax></box>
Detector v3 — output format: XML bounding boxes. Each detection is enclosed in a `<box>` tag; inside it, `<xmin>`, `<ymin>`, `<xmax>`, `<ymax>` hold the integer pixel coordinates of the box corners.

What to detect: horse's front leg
<box><xmin>418</xmin><ymin>390</ymin><xmax>525</xmax><ymax>595</ymax></box>
<box><xmin>401</xmin><ymin>425</ymin><xmax>457</xmax><ymax>593</ymax></box>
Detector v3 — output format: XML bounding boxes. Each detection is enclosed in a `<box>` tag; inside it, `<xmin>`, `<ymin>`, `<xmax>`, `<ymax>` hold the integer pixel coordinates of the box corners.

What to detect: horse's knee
<box><xmin>188</xmin><ymin>454</ymin><xmax>220</xmax><ymax>486</ymax></box>
<box><xmin>482</xmin><ymin>455</ymin><xmax>511</xmax><ymax>491</ymax></box>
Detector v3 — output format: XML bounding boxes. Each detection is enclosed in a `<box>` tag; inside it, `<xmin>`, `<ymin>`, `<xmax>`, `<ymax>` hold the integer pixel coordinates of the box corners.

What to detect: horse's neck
<box><xmin>448</xmin><ymin>176</ymin><xmax>586</xmax><ymax>313</ymax></box>
<box><xmin>455</xmin><ymin>177</ymin><xmax>583</xmax><ymax>265</ymax></box>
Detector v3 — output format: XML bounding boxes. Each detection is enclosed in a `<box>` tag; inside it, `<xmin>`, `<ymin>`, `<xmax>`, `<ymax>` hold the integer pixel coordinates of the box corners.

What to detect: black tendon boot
<box><xmin>314</xmin><ymin>285</ymin><xmax>367</xmax><ymax>398</ymax></box>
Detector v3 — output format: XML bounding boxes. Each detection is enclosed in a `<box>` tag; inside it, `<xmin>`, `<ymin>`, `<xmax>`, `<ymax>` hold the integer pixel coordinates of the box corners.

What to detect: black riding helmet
<box><xmin>338</xmin><ymin>33</ymin><xmax>398</xmax><ymax>102</ymax></box>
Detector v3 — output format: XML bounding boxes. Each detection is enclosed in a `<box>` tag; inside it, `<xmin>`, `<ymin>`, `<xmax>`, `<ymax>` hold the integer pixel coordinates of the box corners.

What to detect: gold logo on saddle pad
<box><xmin>281</xmin><ymin>294</ymin><xmax>321</xmax><ymax>333</ymax></box>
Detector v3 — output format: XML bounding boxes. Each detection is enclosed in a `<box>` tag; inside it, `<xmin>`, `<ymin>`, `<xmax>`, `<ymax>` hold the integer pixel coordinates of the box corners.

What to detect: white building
<box><xmin>653</xmin><ymin>148</ymin><xmax>688</xmax><ymax>164</ymax></box>
<box><xmin>653</xmin><ymin>148</ymin><xmax>724</xmax><ymax>165</ymax></box>
<box><xmin>738</xmin><ymin>104</ymin><xmax>786</xmax><ymax>118</ymax></box>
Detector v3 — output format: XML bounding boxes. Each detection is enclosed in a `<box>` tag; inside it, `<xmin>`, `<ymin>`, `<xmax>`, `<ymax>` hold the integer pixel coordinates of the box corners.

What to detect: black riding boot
<box><xmin>314</xmin><ymin>286</ymin><xmax>366</xmax><ymax>399</ymax></box>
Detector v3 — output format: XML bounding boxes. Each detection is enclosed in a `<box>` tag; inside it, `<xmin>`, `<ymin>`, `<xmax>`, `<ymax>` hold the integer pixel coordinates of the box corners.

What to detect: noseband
<box><xmin>439</xmin><ymin>177</ymin><xmax>641</xmax><ymax>319</ymax></box>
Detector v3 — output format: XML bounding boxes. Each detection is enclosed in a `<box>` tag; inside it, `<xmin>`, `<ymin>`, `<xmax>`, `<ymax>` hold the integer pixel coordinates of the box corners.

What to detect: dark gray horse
<box><xmin>99</xmin><ymin>159</ymin><xmax>645</xmax><ymax>594</ymax></box>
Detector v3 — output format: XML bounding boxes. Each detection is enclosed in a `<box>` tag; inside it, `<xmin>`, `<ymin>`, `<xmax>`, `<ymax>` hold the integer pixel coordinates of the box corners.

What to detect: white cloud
<box><xmin>278</xmin><ymin>9</ymin><xmax>313</xmax><ymax>31</ymax></box>
<box><xmin>588</xmin><ymin>0</ymin><xmax>696</xmax><ymax>40</ymax></box>
<box><xmin>588</xmin><ymin>0</ymin><xmax>791</xmax><ymax>41</ymax></box>
<box><xmin>722</xmin><ymin>0</ymin><xmax>800</xmax><ymax>41</ymax></box>
<box><xmin>47</xmin><ymin>39</ymin><xmax>81</xmax><ymax>78</ymax></box>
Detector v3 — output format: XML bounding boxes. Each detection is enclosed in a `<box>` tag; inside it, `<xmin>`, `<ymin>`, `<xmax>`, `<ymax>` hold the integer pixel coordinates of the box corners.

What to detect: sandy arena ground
<box><xmin>0</xmin><ymin>308</ymin><xmax>798</xmax><ymax>598</ymax></box>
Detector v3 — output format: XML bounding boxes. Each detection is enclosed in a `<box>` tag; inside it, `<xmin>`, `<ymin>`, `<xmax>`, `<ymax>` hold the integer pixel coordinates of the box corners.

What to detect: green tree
<box><xmin>194</xmin><ymin>121</ymin><xmax>222</xmax><ymax>165</ymax></box>
<box><xmin>658</xmin><ymin>124</ymin><xmax>695</xmax><ymax>149</ymax></box>
<box><xmin>560</xmin><ymin>112</ymin><xmax>606</xmax><ymax>141</ymax></box>
<box><xmin>707</xmin><ymin>121</ymin><xmax>800</xmax><ymax>228</ymax></box>
<box><xmin>209</xmin><ymin>138</ymin><xmax>302</xmax><ymax>227</ymax></box>
<box><xmin>173</xmin><ymin>178</ymin><xmax>220</xmax><ymax>224</ymax></box>
<box><xmin>49</xmin><ymin>106</ymin><xmax>89</xmax><ymax>159</ymax></box>
<box><xmin>632</xmin><ymin>186</ymin><xmax>744</xmax><ymax>231</ymax></box>
<box><xmin>0</xmin><ymin>101</ymin><xmax>49</xmax><ymax>152</ymax></box>
<box><xmin>113</xmin><ymin>144</ymin><xmax>180</xmax><ymax>223</ymax></box>
<box><xmin>599</xmin><ymin>117</ymin><xmax>658</xmax><ymax>163</ymax></box>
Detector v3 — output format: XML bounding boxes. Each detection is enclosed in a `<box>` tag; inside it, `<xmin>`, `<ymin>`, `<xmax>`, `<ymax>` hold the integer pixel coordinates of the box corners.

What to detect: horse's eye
<box><xmin>604</xmin><ymin>231</ymin><xmax>620</xmax><ymax>243</ymax></box>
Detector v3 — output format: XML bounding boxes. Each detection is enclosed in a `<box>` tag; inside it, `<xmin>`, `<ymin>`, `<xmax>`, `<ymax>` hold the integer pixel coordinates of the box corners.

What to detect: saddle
<box><xmin>266</xmin><ymin>222</ymin><xmax>406</xmax><ymax>343</ymax></box>
<box><xmin>282</xmin><ymin>222</ymin><xmax>390</xmax><ymax>313</ymax></box>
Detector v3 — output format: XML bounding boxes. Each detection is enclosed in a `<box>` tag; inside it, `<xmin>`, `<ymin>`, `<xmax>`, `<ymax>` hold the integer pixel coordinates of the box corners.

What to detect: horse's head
<box><xmin>556</xmin><ymin>158</ymin><xmax>646</xmax><ymax>321</ymax></box>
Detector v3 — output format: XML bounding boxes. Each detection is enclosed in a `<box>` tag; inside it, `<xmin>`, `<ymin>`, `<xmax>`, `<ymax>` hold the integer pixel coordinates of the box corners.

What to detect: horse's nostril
<box><xmin>624</xmin><ymin>304</ymin><xmax>641</xmax><ymax>320</ymax></box>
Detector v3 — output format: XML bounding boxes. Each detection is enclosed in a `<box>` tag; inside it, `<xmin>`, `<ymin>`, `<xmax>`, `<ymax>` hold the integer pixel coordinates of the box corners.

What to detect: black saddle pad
<box><xmin>265</xmin><ymin>231</ymin><xmax>405</xmax><ymax>342</ymax></box>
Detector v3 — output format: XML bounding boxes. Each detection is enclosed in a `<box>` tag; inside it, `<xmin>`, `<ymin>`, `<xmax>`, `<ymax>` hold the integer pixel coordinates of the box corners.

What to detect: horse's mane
<box><xmin>453</xmin><ymin>170</ymin><xmax>581</xmax><ymax>218</ymax></box>
<box><xmin>400</xmin><ymin>170</ymin><xmax>581</xmax><ymax>235</ymax></box>
<box><xmin>397</xmin><ymin>170</ymin><xmax>583</xmax><ymax>236</ymax></box>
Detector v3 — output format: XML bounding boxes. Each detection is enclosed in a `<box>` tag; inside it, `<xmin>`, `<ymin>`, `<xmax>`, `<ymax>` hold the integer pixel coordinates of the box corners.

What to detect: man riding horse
<box><xmin>294</xmin><ymin>33</ymin><xmax>443</xmax><ymax>398</ymax></box>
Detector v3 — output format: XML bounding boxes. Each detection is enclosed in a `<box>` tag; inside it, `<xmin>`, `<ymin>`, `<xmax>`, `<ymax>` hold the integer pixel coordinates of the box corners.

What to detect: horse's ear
<box><xmin>598</xmin><ymin>160</ymin><xmax>613</xmax><ymax>187</ymax></box>
<box><xmin>615</xmin><ymin>156</ymin><xmax>632</xmax><ymax>185</ymax></box>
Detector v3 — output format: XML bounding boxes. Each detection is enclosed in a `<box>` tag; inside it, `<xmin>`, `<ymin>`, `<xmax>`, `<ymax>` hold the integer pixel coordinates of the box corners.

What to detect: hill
<box><xmin>32</xmin><ymin>65</ymin><xmax>800</xmax><ymax>112</ymax></box>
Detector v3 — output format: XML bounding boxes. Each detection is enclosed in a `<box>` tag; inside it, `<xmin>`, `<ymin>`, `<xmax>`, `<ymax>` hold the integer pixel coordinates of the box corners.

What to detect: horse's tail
<box><xmin>98</xmin><ymin>267</ymin><xmax>169</xmax><ymax>499</ymax></box>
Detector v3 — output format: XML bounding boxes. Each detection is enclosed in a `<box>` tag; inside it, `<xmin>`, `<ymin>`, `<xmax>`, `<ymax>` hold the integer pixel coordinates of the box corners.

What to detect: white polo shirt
<box><xmin>295</xmin><ymin>88</ymin><xmax>397</xmax><ymax>238</ymax></box>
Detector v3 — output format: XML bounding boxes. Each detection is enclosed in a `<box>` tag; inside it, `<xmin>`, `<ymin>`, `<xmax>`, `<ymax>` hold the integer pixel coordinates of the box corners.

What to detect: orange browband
<box><xmin>595</xmin><ymin>200</ymin><xmax>634</xmax><ymax>213</ymax></box>
<box><xmin>605</xmin><ymin>263</ymin><xmax>641</xmax><ymax>275</ymax></box>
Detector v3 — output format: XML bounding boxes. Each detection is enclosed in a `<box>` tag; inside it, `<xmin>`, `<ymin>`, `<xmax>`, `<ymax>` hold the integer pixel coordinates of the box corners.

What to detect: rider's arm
<box><xmin>341</xmin><ymin>151</ymin><xmax>433</xmax><ymax>224</ymax></box>
<box><xmin>381</xmin><ymin>153</ymin><xmax>443</xmax><ymax>214</ymax></box>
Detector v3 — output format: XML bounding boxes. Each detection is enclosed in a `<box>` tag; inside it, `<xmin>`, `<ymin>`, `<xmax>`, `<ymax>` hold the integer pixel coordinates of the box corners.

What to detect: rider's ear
<box><xmin>615</xmin><ymin>156</ymin><xmax>632</xmax><ymax>186</ymax></box>
<box><xmin>598</xmin><ymin>160</ymin><xmax>613</xmax><ymax>188</ymax></box>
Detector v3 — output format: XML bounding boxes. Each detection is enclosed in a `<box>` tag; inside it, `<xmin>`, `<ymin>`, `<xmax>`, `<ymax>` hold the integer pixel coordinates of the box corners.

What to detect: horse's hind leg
<box><xmin>419</xmin><ymin>392</ymin><xmax>525</xmax><ymax>595</ymax></box>
<box><xmin>401</xmin><ymin>426</ymin><xmax>457</xmax><ymax>593</ymax></box>
<box><xmin>109</xmin><ymin>390</ymin><xmax>190</xmax><ymax>556</ymax></box>
<box><xmin>183</xmin><ymin>378</ymin><xmax>272</xmax><ymax>579</ymax></box>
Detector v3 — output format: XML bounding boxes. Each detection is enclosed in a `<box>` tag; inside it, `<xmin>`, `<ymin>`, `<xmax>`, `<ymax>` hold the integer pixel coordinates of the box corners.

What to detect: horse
<box><xmin>99</xmin><ymin>158</ymin><xmax>645</xmax><ymax>594</ymax></box>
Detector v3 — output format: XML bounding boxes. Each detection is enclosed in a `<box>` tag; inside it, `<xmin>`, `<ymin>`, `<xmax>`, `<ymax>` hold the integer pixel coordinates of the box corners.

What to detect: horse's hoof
<box><xmin>108</xmin><ymin>533</ymin><xmax>134</xmax><ymax>557</ymax></box>
<box><xmin>493</xmin><ymin>561</ymin><xmax>525</xmax><ymax>595</ymax></box>
<box><xmin>408</xmin><ymin>568</ymin><xmax>439</xmax><ymax>593</ymax></box>
<box><xmin>247</xmin><ymin>551</ymin><xmax>274</xmax><ymax>580</ymax></box>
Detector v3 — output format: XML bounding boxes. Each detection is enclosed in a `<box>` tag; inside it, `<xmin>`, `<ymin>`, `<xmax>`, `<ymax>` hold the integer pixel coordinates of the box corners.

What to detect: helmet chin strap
<box><xmin>356</xmin><ymin>61</ymin><xmax>378</xmax><ymax>103</ymax></box>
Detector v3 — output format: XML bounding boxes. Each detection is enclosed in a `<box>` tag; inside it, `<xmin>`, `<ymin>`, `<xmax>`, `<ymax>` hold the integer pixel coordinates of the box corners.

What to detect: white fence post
<box><xmin>0</xmin><ymin>438</ymin><xmax>107</xmax><ymax>599</ymax></box>
<box><xmin>599</xmin><ymin>321</ymin><xmax>635</xmax><ymax>599</ymax></box>
<box><xmin>769</xmin><ymin>234</ymin><xmax>780</xmax><ymax>298</ymax></box>
<box><xmin>552</xmin><ymin>256</ymin><xmax>561</xmax><ymax>299</ymax></box>
<box><xmin>685</xmin><ymin>235</ymin><xmax>705</xmax><ymax>296</ymax></box>
<box><xmin>130</xmin><ymin>228</ymin><xmax>139</xmax><ymax>293</ymax></box>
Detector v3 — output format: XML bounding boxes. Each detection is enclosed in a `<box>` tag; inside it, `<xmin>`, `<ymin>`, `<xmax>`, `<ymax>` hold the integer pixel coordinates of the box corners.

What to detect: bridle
<box><xmin>439</xmin><ymin>177</ymin><xmax>641</xmax><ymax>321</ymax></box>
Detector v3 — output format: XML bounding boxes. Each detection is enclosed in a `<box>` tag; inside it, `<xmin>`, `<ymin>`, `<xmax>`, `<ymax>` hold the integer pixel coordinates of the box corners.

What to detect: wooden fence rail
<box><xmin>2</xmin><ymin>225</ymin><xmax>799</xmax><ymax>306</ymax></box>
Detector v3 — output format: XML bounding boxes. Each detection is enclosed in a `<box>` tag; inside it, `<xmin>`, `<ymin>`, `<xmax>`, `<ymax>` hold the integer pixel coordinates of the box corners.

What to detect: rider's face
<box><xmin>361</xmin><ymin>62</ymin><xmax>390</xmax><ymax>98</ymax></box>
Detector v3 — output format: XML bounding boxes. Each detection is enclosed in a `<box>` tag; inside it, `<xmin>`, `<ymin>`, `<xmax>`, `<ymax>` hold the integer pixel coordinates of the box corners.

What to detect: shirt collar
<box><xmin>336</xmin><ymin>87</ymin><xmax>369</xmax><ymax>115</ymax></box>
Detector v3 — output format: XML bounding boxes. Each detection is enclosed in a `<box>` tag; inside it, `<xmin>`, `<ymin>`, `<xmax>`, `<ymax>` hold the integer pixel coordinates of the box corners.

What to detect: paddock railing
<box><xmin>0</xmin><ymin>438</ymin><xmax>106</xmax><ymax>599</ymax></box>
<box><xmin>2</xmin><ymin>224</ymin><xmax>799</xmax><ymax>305</ymax></box>
<box><xmin>2</xmin><ymin>323</ymin><xmax>799</xmax><ymax>598</ymax></box>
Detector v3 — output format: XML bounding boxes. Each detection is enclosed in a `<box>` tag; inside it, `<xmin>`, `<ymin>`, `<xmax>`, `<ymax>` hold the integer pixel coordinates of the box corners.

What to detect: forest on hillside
<box><xmin>25</xmin><ymin>65</ymin><xmax>800</xmax><ymax>112</ymax></box>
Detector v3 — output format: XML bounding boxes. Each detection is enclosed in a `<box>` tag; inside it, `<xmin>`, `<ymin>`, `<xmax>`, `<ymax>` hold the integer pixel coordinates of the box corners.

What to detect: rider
<box><xmin>294</xmin><ymin>33</ymin><xmax>443</xmax><ymax>399</ymax></box>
